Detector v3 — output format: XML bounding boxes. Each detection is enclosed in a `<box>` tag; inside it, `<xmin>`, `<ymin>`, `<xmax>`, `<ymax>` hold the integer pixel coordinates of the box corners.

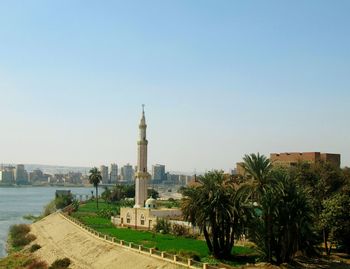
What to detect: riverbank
<box><xmin>2</xmin><ymin>213</ymin><xmax>350</xmax><ymax>269</ymax></box>
<box><xmin>30</xmin><ymin>212</ymin><xmax>184</xmax><ymax>269</ymax></box>
<box><xmin>0</xmin><ymin>184</ymin><xmax>88</xmax><ymax>188</ymax></box>
<box><xmin>0</xmin><ymin>187</ymin><xmax>96</xmax><ymax>257</ymax></box>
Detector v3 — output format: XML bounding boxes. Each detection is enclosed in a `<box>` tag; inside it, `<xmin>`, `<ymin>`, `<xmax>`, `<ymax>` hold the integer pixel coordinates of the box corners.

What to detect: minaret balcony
<box><xmin>136</xmin><ymin>171</ymin><xmax>150</xmax><ymax>179</ymax></box>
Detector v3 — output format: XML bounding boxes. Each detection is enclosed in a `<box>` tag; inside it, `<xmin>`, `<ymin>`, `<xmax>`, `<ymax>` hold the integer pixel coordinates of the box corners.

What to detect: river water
<box><xmin>0</xmin><ymin>186</ymin><xmax>97</xmax><ymax>258</ymax></box>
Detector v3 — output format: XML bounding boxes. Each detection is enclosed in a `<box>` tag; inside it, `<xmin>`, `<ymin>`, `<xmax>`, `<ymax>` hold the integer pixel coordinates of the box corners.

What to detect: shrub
<box><xmin>26</xmin><ymin>234</ymin><xmax>37</xmax><ymax>242</ymax></box>
<box><xmin>55</xmin><ymin>195</ymin><xmax>72</xmax><ymax>209</ymax></box>
<box><xmin>72</xmin><ymin>200</ymin><xmax>79</xmax><ymax>212</ymax></box>
<box><xmin>178</xmin><ymin>250</ymin><xmax>201</xmax><ymax>261</ymax></box>
<box><xmin>9</xmin><ymin>224</ymin><xmax>36</xmax><ymax>247</ymax></box>
<box><xmin>9</xmin><ymin>224</ymin><xmax>30</xmax><ymax>238</ymax></box>
<box><xmin>43</xmin><ymin>200</ymin><xmax>57</xmax><ymax>216</ymax></box>
<box><xmin>49</xmin><ymin>257</ymin><xmax>71</xmax><ymax>269</ymax></box>
<box><xmin>97</xmin><ymin>208</ymin><xmax>116</xmax><ymax>219</ymax></box>
<box><xmin>26</xmin><ymin>259</ymin><xmax>48</xmax><ymax>269</ymax></box>
<box><xmin>172</xmin><ymin>224</ymin><xmax>188</xmax><ymax>236</ymax></box>
<box><xmin>30</xmin><ymin>244</ymin><xmax>41</xmax><ymax>252</ymax></box>
<box><xmin>154</xmin><ymin>218</ymin><xmax>171</xmax><ymax>234</ymax></box>
<box><xmin>12</xmin><ymin>233</ymin><xmax>36</xmax><ymax>247</ymax></box>
<box><xmin>167</xmin><ymin>249</ymin><xmax>201</xmax><ymax>261</ymax></box>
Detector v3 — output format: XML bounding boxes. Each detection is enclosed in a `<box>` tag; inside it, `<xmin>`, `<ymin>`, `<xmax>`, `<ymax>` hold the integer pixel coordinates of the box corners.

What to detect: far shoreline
<box><xmin>0</xmin><ymin>184</ymin><xmax>92</xmax><ymax>188</ymax></box>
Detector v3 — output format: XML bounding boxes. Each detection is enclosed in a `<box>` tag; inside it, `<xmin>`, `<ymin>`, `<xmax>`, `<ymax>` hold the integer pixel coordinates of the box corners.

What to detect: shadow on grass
<box><xmin>218</xmin><ymin>254</ymin><xmax>258</xmax><ymax>267</ymax></box>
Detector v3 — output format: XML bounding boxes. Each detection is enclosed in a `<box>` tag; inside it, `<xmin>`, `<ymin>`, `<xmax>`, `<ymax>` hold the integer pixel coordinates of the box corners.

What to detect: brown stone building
<box><xmin>270</xmin><ymin>152</ymin><xmax>341</xmax><ymax>168</ymax></box>
<box><xmin>236</xmin><ymin>152</ymin><xmax>341</xmax><ymax>176</ymax></box>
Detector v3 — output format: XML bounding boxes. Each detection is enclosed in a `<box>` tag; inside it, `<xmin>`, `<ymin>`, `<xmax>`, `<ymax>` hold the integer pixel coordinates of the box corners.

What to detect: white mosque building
<box><xmin>112</xmin><ymin>106</ymin><xmax>182</xmax><ymax>230</ymax></box>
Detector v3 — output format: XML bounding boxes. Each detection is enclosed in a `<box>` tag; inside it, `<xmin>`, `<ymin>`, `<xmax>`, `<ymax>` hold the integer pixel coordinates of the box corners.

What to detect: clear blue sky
<box><xmin>0</xmin><ymin>1</ymin><xmax>349</xmax><ymax>172</ymax></box>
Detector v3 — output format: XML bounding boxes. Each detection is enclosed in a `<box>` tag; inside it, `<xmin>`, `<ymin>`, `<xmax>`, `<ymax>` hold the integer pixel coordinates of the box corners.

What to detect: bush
<box><xmin>9</xmin><ymin>224</ymin><xmax>36</xmax><ymax>247</ymax></box>
<box><xmin>49</xmin><ymin>257</ymin><xmax>71</xmax><ymax>269</ymax></box>
<box><xmin>26</xmin><ymin>259</ymin><xmax>48</xmax><ymax>269</ymax></box>
<box><xmin>97</xmin><ymin>208</ymin><xmax>116</xmax><ymax>219</ymax></box>
<box><xmin>12</xmin><ymin>233</ymin><xmax>36</xmax><ymax>247</ymax></box>
<box><xmin>9</xmin><ymin>224</ymin><xmax>30</xmax><ymax>238</ymax></box>
<box><xmin>43</xmin><ymin>200</ymin><xmax>57</xmax><ymax>216</ymax></box>
<box><xmin>55</xmin><ymin>195</ymin><xmax>72</xmax><ymax>209</ymax></box>
<box><xmin>167</xmin><ymin>249</ymin><xmax>201</xmax><ymax>261</ymax></box>
<box><xmin>72</xmin><ymin>200</ymin><xmax>79</xmax><ymax>212</ymax></box>
<box><xmin>177</xmin><ymin>250</ymin><xmax>201</xmax><ymax>261</ymax></box>
<box><xmin>30</xmin><ymin>243</ymin><xmax>41</xmax><ymax>252</ymax></box>
<box><xmin>172</xmin><ymin>224</ymin><xmax>188</xmax><ymax>236</ymax></box>
<box><xmin>154</xmin><ymin>218</ymin><xmax>171</xmax><ymax>234</ymax></box>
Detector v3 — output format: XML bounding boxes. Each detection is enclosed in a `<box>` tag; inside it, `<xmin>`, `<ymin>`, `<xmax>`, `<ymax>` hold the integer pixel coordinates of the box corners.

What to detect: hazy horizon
<box><xmin>1</xmin><ymin>1</ymin><xmax>349</xmax><ymax>172</ymax></box>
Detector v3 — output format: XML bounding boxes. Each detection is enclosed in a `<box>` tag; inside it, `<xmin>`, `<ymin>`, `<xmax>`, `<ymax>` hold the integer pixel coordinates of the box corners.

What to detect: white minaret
<box><xmin>134</xmin><ymin>105</ymin><xmax>150</xmax><ymax>208</ymax></box>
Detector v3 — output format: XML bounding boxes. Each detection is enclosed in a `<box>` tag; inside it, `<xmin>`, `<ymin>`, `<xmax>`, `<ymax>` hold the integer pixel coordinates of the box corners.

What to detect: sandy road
<box><xmin>30</xmin><ymin>213</ymin><xmax>184</xmax><ymax>269</ymax></box>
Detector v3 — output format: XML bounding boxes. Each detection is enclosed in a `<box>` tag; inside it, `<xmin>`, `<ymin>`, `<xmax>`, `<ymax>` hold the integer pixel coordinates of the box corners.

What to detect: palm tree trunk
<box><xmin>203</xmin><ymin>226</ymin><xmax>213</xmax><ymax>253</ymax></box>
<box><xmin>96</xmin><ymin>185</ymin><xmax>99</xmax><ymax>209</ymax></box>
<box><xmin>323</xmin><ymin>229</ymin><xmax>328</xmax><ymax>255</ymax></box>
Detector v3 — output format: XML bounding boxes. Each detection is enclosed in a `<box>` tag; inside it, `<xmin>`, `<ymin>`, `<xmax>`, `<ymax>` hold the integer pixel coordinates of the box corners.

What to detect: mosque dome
<box><xmin>145</xmin><ymin>197</ymin><xmax>157</xmax><ymax>209</ymax></box>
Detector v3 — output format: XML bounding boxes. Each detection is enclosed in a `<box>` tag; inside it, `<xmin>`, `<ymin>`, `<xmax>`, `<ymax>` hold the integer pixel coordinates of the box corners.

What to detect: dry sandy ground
<box><xmin>30</xmin><ymin>213</ymin><xmax>185</xmax><ymax>269</ymax></box>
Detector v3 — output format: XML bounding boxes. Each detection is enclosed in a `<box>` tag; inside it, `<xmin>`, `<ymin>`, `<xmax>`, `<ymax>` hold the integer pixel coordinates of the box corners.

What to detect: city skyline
<box><xmin>1</xmin><ymin>1</ymin><xmax>350</xmax><ymax>171</ymax></box>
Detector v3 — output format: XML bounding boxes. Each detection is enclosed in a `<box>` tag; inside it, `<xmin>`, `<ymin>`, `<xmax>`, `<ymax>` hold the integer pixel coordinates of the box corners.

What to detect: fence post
<box><xmin>129</xmin><ymin>242</ymin><xmax>132</xmax><ymax>248</ymax></box>
<box><xmin>138</xmin><ymin>245</ymin><xmax>142</xmax><ymax>252</ymax></box>
<box><xmin>187</xmin><ymin>259</ymin><xmax>193</xmax><ymax>266</ymax></box>
<box><xmin>203</xmin><ymin>263</ymin><xmax>208</xmax><ymax>269</ymax></box>
<box><xmin>120</xmin><ymin>240</ymin><xmax>124</xmax><ymax>246</ymax></box>
<box><xmin>173</xmin><ymin>255</ymin><xmax>177</xmax><ymax>262</ymax></box>
<box><xmin>104</xmin><ymin>235</ymin><xmax>107</xmax><ymax>240</ymax></box>
<box><xmin>149</xmin><ymin>248</ymin><xmax>153</xmax><ymax>255</ymax></box>
<box><xmin>112</xmin><ymin>238</ymin><xmax>115</xmax><ymax>243</ymax></box>
<box><xmin>161</xmin><ymin>252</ymin><xmax>165</xmax><ymax>258</ymax></box>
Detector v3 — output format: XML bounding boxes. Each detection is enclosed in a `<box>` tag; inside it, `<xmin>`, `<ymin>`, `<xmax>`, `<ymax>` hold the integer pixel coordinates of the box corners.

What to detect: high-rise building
<box><xmin>110</xmin><ymin>163</ymin><xmax>118</xmax><ymax>183</ymax></box>
<box><xmin>134</xmin><ymin>106</ymin><xmax>150</xmax><ymax>208</ymax></box>
<box><xmin>15</xmin><ymin>164</ymin><xmax>28</xmax><ymax>184</ymax></box>
<box><xmin>0</xmin><ymin>166</ymin><xmax>15</xmax><ymax>184</ymax></box>
<box><xmin>65</xmin><ymin>172</ymin><xmax>82</xmax><ymax>184</ymax></box>
<box><xmin>121</xmin><ymin>164</ymin><xmax>134</xmax><ymax>182</ymax></box>
<box><xmin>152</xmin><ymin>164</ymin><xmax>165</xmax><ymax>183</ymax></box>
<box><xmin>100</xmin><ymin>165</ymin><xmax>109</xmax><ymax>184</ymax></box>
<box><xmin>29</xmin><ymin>169</ymin><xmax>49</xmax><ymax>183</ymax></box>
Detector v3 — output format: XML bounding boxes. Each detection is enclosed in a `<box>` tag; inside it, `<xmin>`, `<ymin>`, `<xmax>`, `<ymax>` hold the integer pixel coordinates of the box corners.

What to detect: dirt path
<box><xmin>30</xmin><ymin>213</ymin><xmax>184</xmax><ymax>269</ymax></box>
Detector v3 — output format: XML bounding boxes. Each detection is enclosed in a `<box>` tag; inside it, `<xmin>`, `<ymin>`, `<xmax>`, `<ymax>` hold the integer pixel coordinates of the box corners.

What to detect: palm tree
<box><xmin>256</xmin><ymin>170</ymin><xmax>315</xmax><ymax>264</ymax></box>
<box><xmin>89</xmin><ymin>167</ymin><xmax>102</xmax><ymax>209</ymax></box>
<box><xmin>239</xmin><ymin>154</ymin><xmax>315</xmax><ymax>264</ymax></box>
<box><xmin>240</xmin><ymin>153</ymin><xmax>272</xmax><ymax>198</ymax></box>
<box><xmin>181</xmin><ymin>171</ymin><xmax>243</xmax><ymax>259</ymax></box>
<box><xmin>238</xmin><ymin>153</ymin><xmax>273</xmax><ymax>262</ymax></box>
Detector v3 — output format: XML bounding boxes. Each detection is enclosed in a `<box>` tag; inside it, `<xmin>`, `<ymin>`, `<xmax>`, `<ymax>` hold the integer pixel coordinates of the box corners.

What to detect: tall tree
<box><xmin>240</xmin><ymin>153</ymin><xmax>273</xmax><ymax>198</ymax></box>
<box><xmin>89</xmin><ymin>167</ymin><xmax>102</xmax><ymax>209</ymax></box>
<box><xmin>292</xmin><ymin>161</ymin><xmax>345</xmax><ymax>255</ymax></box>
<box><xmin>181</xmin><ymin>171</ymin><xmax>244</xmax><ymax>259</ymax></box>
<box><xmin>238</xmin><ymin>153</ymin><xmax>274</xmax><ymax>262</ymax></box>
<box><xmin>247</xmin><ymin>169</ymin><xmax>315</xmax><ymax>264</ymax></box>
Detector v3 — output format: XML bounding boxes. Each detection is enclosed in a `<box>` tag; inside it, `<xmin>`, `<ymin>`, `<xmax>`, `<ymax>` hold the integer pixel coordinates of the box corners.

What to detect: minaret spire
<box><xmin>134</xmin><ymin>105</ymin><xmax>150</xmax><ymax>208</ymax></box>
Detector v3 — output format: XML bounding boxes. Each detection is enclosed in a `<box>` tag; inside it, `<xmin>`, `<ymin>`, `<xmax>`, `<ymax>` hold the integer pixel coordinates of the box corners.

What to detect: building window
<box><xmin>140</xmin><ymin>214</ymin><xmax>145</xmax><ymax>225</ymax></box>
<box><xmin>126</xmin><ymin>213</ymin><xmax>131</xmax><ymax>224</ymax></box>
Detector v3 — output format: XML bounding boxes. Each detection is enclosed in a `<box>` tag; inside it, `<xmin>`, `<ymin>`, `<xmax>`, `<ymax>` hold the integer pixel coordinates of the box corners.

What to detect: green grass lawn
<box><xmin>77</xmin><ymin>200</ymin><xmax>120</xmax><ymax>212</ymax></box>
<box><xmin>72</xmin><ymin>199</ymin><xmax>256</xmax><ymax>263</ymax></box>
